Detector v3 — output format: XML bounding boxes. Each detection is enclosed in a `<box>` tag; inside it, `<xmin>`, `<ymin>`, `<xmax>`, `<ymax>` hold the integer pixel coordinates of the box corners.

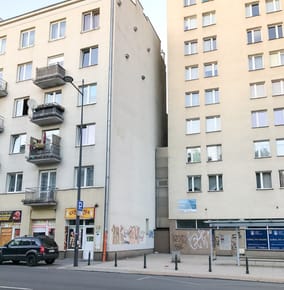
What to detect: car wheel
<box><xmin>26</xmin><ymin>254</ymin><xmax>37</xmax><ymax>266</ymax></box>
<box><xmin>12</xmin><ymin>260</ymin><xmax>20</xmax><ymax>265</ymax></box>
<box><xmin>45</xmin><ymin>259</ymin><xmax>55</xmax><ymax>265</ymax></box>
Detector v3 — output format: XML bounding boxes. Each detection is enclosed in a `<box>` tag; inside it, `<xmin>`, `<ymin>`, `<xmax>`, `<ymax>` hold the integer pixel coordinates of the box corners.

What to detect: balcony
<box><xmin>33</xmin><ymin>64</ymin><xmax>66</xmax><ymax>89</ymax></box>
<box><xmin>0</xmin><ymin>79</ymin><xmax>8</xmax><ymax>97</ymax></box>
<box><xmin>22</xmin><ymin>187</ymin><xmax>57</xmax><ymax>206</ymax></box>
<box><xmin>31</xmin><ymin>103</ymin><xmax>65</xmax><ymax>126</ymax></box>
<box><xmin>0</xmin><ymin>116</ymin><xmax>3</xmax><ymax>133</ymax></box>
<box><xmin>27</xmin><ymin>135</ymin><xmax>61</xmax><ymax>165</ymax></box>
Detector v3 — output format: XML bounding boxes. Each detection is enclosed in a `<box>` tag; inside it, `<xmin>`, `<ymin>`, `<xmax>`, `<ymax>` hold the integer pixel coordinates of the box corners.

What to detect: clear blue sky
<box><xmin>0</xmin><ymin>0</ymin><xmax>166</xmax><ymax>50</ymax></box>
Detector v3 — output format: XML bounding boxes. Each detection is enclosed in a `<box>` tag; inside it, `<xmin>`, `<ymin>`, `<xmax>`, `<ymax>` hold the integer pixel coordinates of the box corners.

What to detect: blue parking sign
<box><xmin>77</xmin><ymin>200</ymin><xmax>84</xmax><ymax>212</ymax></box>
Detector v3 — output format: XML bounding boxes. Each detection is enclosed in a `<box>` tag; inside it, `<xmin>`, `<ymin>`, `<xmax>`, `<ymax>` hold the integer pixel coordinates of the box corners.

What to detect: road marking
<box><xmin>0</xmin><ymin>286</ymin><xmax>33</xmax><ymax>290</ymax></box>
<box><xmin>137</xmin><ymin>276</ymin><xmax>151</xmax><ymax>281</ymax></box>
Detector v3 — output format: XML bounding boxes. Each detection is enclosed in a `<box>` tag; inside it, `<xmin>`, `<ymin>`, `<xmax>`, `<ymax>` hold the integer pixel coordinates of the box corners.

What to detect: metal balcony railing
<box><xmin>22</xmin><ymin>187</ymin><xmax>57</xmax><ymax>206</ymax></box>
<box><xmin>0</xmin><ymin>78</ymin><xmax>8</xmax><ymax>97</ymax></box>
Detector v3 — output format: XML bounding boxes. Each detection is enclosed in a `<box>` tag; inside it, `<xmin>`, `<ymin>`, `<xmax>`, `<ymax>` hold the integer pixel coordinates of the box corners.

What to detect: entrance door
<box><xmin>83</xmin><ymin>227</ymin><xmax>94</xmax><ymax>260</ymax></box>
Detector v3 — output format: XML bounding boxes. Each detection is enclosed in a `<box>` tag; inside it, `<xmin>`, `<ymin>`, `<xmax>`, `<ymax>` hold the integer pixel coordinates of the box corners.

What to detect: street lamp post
<box><xmin>63</xmin><ymin>76</ymin><xmax>84</xmax><ymax>267</ymax></box>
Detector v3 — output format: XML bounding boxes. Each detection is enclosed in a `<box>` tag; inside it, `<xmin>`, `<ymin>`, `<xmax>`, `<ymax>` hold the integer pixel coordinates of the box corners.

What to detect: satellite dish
<box><xmin>27</xmin><ymin>99</ymin><xmax>38</xmax><ymax>119</ymax></box>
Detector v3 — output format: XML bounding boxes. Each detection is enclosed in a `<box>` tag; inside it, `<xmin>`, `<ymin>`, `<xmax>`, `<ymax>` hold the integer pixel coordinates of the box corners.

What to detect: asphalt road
<box><xmin>0</xmin><ymin>262</ymin><xmax>284</xmax><ymax>290</ymax></box>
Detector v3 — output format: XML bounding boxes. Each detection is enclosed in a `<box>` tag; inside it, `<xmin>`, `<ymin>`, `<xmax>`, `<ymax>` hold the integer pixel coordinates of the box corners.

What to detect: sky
<box><xmin>0</xmin><ymin>0</ymin><xmax>166</xmax><ymax>51</ymax></box>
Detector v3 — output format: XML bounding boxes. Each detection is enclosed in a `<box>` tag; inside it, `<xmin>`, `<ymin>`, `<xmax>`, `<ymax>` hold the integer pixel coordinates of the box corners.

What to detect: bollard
<box><xmin>175</xmin><ymin>254</ymin><xmax>178</xmax><ymax>271</ymax></box>
<box><xmin>88</xmin><ymin>251</ymin><xmax>91</xmax><ymax>266</ymax></box>
<box><xmin>114</xmin><ymin>252</ymin><xmax>118</xmax><ymax>267</ymax></box>
<box><xmin>208</xmin><ymin>255</ymin><xmax>212</xmax><ymax>272</ymax></box>
<box><xmin>245</xmin><ymin>256</ymin><xmax>249</xmax><ymax>274</ymax></box>
<box><xmin>144</xmin><ymin>254</ymin><xmax>147</xmax><ymax>269</ymax></box>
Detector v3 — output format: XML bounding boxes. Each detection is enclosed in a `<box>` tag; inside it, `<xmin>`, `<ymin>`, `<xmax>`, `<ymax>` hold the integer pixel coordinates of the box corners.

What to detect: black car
<box><xmin>0</xmin><ymin>235</ymin><xmax>59</xmax><ymax>266</ymax></box>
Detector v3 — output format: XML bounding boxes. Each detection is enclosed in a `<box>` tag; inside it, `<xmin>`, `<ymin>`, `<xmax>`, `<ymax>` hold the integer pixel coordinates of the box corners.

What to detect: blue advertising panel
<box><xmin>269</xmin><ymin>230</ymin><xmax>284</xmax><ymax>250</ymax></box>
<box><xmin>246</xmin><ymin>229</ymin><xmax>268</xmax><ymax>249</ymax></box>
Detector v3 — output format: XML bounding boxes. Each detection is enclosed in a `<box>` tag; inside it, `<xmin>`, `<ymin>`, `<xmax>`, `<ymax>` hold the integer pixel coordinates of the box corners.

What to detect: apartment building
<box><xmin>168</xmin><ymin>0</ymin><xmax>284</xmax><ymax>255</ymax></box>
<box><xmin>0</xmin><ymin>0</ymin><xmax>166</xmax><ymax>260</ymax></box>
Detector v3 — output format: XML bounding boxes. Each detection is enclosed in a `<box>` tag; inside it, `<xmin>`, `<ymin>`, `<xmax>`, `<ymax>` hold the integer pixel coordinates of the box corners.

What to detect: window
<box><xmin>254</xmin><ymin>140</ymin><xmax>271</xmax><ymax>158</ymax></box>
<box><xmin>185</xmin><ymin>65</ymin><xmax>198</xmax><ymax>80</ymax></box>
<box><xmin>248</xmin><ymin>54</ymin><xmax>263</xmax><ymax>70</ymax></box>
<box><xmin>48</xmin><ymin>54</ymin><xmax>64</xmax><ymax>66</ymax></box>
<box><xmin>184</xmin><ymin>16</ymin><xmax>197</xmax><ymax>31</ymax></box>
<box><xmin>204</xmin><ymin>62</ymin><xmax>218</xmax><ymax>77</ymax></box>
<box><xmin>184</xmin><ymin>0</ymin><xmax>196</xmax><ymax>6</ymax></box>
<box><xmin>276</xmin><ymin>139</ymin><xmax>284</xmax><ymax>155</ymax></box>
<box><xmin>202</xmin><ymin>11</ymin><xmax>216</xmax><ymax>26</ymax></box>
<box><xmin>185</xmin><ymin>91</ymin><xmax>199</xmax><ymax>107</ymax></box>
<box><xmin>39</xmin><ymin>170</ymin><xmax>56</xmax><ymax>193</ymax></box>
<box><xmin>251</xmin><ymin>110</ymin><xmax>268</xmax><ymax>127</ymax></box>
<box><xmin>77</xmin><ymin>123</ymin><xmax>95</xmax><ymax>146</ymax></box>
<box><xmin>7</xmin><ymin>172</ymin><xmax>23</xmax><ymax>193</ymax></box>
<box><xmin>184</xmin><ymin>40</ymin><xmax>197</xmax><ymax>55</ymax></box>
<box><xmin>208</xmin><ymin>174</ymin><xmax>223</xmax><ymax>191</ymax></box>
<box><xmin>207</xmin><ymin>145</ymin><xmax>222</xmax><ymax>161</ymax></box>
<box><xmin>14</xmin><ymin>97</ymin><xmax>29</xmax><ymax>117</ymax></box>
<box><xmin>10</xmin><ymin>133</ymin><xmax>26</xmax><ymax>154</ymax></box>
<box><xmin>75</xmin><ymin>166</ymin><xmax>94</xmax><ymax>187</ymax></box>
<box><xmin>0</xmin><ymin>36</ymin><xmax>6</xmax><ymax>54</ymax></box>
<box><xmin>50</xmin><ymin>19</ymin><xmax>66</xmax><ymax>40</ymax></box>
<box><xmin>246</xmin><ymin>2</ymin><xmax>260</xmax><ymax>17</ymax></box>
<box><xmin>186</xmin><ymin>118</ymin><xmax>200</xmax><ymax>134</ymax></box>
<box><xmin>279</xmin><ymin>170</ymin><xmax>284</xmax><ymax>187</ymax></box>
<box><xmin>266</xmin><ymin>0</ymin><xmax>281</xmax><ymax>12</ymax></box>
<box><xmin>205</xmin><ymin>88</ymin><xmax>219</xmax><ymax>104</ymax></box>
<box><xmin>79</xmin><ymin>83</ymin><xmax>97</xmax><ymax>105</ymax></box>
<box><xmin>272</xmin><ymin>79</ymin><xmax>284</xmax><ymax>96</ymax></box>
<box><xmin>20</xmin><ymin>28</ymin><xmax>35</xmax><ymax>48</ymax></box>
<box><xmin>186</xmin><ymin>147</ymin><xmax>201</xmax><ymax>163</ymax></box>
<box><xmin>187</xmin><ymin>176</ymin><xmax>201</xmax><ymax>192</ymax></box>
<box><xmin>268</xmin><ymin>24</ymin><xmax>283</xmax><ymax>40</ymax></box>
<box><xmin>81</xmin><ymin>46</ymin><xmax>98</xmax><ymax>67</ymax></box>
<box><xmin>250</xmin><ymin>82</ymin><xmax>265</xmax><ymax>98</ymax></box>
<box><xmin>247</xmin><ymin>28</ymin><xmax>262</xmax><ymax>43</ymax></box>
<box><xmin>17</xmin><ymin>62</ymin><xmax>32</xmax><ymax>81</ymax></box>
<box><xmin>83</xmin><ymin>9</ymin><xmax>100</xmax><ymax>31</ymax></box>
<box><xmin>45</xmin><ymin>90</ymin><xmax>62</xmax><ymax>104</ymax></box>
<box><xmin>203</xmin><ymin>36</ymin><xmax>217</xmax><ymax>52</ymax></box>
<box><xmin>206</xmin><ymin>116</ymin><xmax>221</xmax><ymax>132</ymax></box>
<box><xmin>256</xmin><ymin>172</ymin><xmax>272</xmax><ymax>189</ymax></box>
<box><xmin>274</xmin><ymin>108</ymin><xmax>284</xmax><ymax>125</ymax></box>
<box><xmin>270</xmin><ymin>50</ymin><xmax>284</xmax><ymax>67</ymax></box>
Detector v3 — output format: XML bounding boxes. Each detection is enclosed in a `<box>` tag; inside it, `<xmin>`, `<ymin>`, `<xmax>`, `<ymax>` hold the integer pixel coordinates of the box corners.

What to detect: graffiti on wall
<box><xmin>188</xmin><ymin>230</ymin><xmax>210</xmax><ymax>250</ymax></box>
<box><xmin>172</xmin><ymin>233</ymin><xmax>187</xmax><ymax>250</ymax></box>
<box><xmin>112</xmin><ymin>225</ymin><xmax>145</xmax><ymax>245</ymax></box>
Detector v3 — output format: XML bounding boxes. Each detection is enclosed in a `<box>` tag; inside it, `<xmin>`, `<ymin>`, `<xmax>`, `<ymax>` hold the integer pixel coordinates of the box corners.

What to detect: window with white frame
<box><xmin>204</xmin><ymin>62</ymin><xmax>218</xmax><ymax>77</ymax></box>
<box><xmin>246</xmin><ymin>2</ymin><xmax>260</xmax><ymax>17</ymax></box>
<box><xmin>0</xmin><ymin>36</ymin><xmax>7</xmax><ymax>54</ymax></box>
<box><xmin>254</xmin><ymin>140</ymin><xmax>271</xmax><ymax>158</ymax></box>
<box><xmin>268</xmin><ymin>24</ymin><xmax>283</xmax><ymax>40</ymax></box>
<box><xmin>75</xmin><ymin>166</ymin><xmax>94</xmax><ymax>187</ymax></box>
<box><xmin>77</xmin><ymin>123</ymin><xmax>95</xmax><ymax>146</ymax></box>
<box><xmin>184</xmin><ymin>0</ymin><xmax>196</xmax><ymax>6</ymax></box>
<box><xmin>205</xmin><ymin>88</ymin><xmax>219</xmax><ymax>104</ymax></box>
<box><xmin>266</xmin><ymin>0</ymin><xmax>281</xmax><ymax>13</ymax></box>
<box><xmin>270</xmin><ymin>50</ymin><xmax>284</xmax><ymax>67</ymax></box>
<box><xmin>20</xmin><ymin>28</ymin><xmax>35</xmax><ymax>49</ymax></box>
<box><xmin>47</xmin><ymin>54</ymin><xmax>64</xmax><ymax>66</ymax></box>
<box><xmin>248</xmin><ymin>54</ymin><xmax>263</xmax><ymax>70</ymax></box>
<box><xmin>39</xmin><ymin>170</ymin><xmax>56</xmax><ymax>193</ymax></box>
<box><xmin>203</xmin><ymin>36</ymin><xmax>217</xmax><ymax>52</ymax></box>
<box><xmin>251</xmin><ymin>110</ymin><xmax>268</xmax><ymax>128</ymax></box>
<box><xmin>208</xmin><ymin>174</ymin><xmax>223</xmax><ymax>191</ymax></box>
<box><xmin>7</xmin><ymin>172</ymin><xmax>23</xmax><ymax>193</ymax></box>
<box><xmin>279</xmin><ymin>170</ymin><xmax>284</xmax><ymax>187</ymax></box>
<box><xmin>206</xmin><ymin>116</ymin><xmax>221</xmax><ymax>132</ymax></box>
<box><xmin>185</xmin><ymin>65</ymin><xmax>198</xmax><ymax>80</ymax></box>
<box><xmin>256</xmin><ymin>171</ymin><xmax>272</xmax><ymax>189</ymax></box>
<box><xmin>207</xmin><ymin>145</ymin><xmax>222</xmax><ymax>161</ymax></box>
<box><xmin>184</xmin><ymin>40</ymin><xmax>197</xmax><ymax>55</ymax></box>
<box><xmin>250</xmin><ymin>82</ymin><xmax>266</xmax><ymax>98</ymax></box>
<box><xmin>185</xmin><ymin>91</ymin><xmax>199</xmax><ymax>107</ymax></box>
<box><xmin>14</xmin><ymin>97</ymin><xmax>29</xmax><ymax>117</ymax></box>
<box><xmin>79</xmin><ymin>83</ymin><xmax>97</xmax><ymax>105</ymax></box>
<box><xmin>186</xmin><ymin>146</ymin><xmax>201</xmax><ymax>163</ymax></box>
<box><xmin>45</xmin><ymin>90</ymin><xmax>62</xmax><ymax>104</ymax></box>
<box><xmin>186</xmin><ymin>118</ymin><xmax>200</xmax><ymax>134</ymax></box>
<box><xmin>50</xmin><ymin>19</ymin><xmax>66</xmax><ymax>40</ymax></box>
<box><xmin>184</xmin><ymin>15</ymin><xmax>197</xmax><ymax>31</ymax></box>
<box><xmin>82</xmin><ymin>9</ymin><xmax>100</xmax><ymax>32</ymax></box>
<box><xmin>10</xmin><ymin>133</ymin><xmax>26</xmax><ymax>154</ymax></box>
<box><xmin>274</xmin><ymin>108</ymin><xmax>284</xmax><ymax>125</ymax></box>
<box><xmin>202</xmin><ymin>11</ymin><xmax>216</xmax><ymax>26</ymax></box>
<box><xmin>17</xmin><ymin>62</ymin><xmax>32</xmax><ymax>81</ymax></box>
<box><xmin>81</xmin><ymin>46</ymin><xmax>98</xmax><ymax>67</ymax></box>
<box><xmin>187</xmin><ymin>175</ymin><xmax>201</xmax><ymax>192</ymax></box>
<box><xmin>247</xmin><ymin>28</ymin><xmax>262</xmax><ymax>43</ymax></box>
<box><xmin>276</xmin><ymin>139</ymin><xmax>284</xmax><ymax>155</ymax></box>
<box><xmin>272</xmin><ymin>79</ymin><xmax>284</xmax><ymax>96</ymax></box>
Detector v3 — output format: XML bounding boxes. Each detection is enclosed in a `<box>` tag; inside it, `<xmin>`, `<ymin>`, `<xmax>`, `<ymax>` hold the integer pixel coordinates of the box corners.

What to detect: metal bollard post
<box><xmin>175</xmin><ymin>254</ymin><xmax>178</xmax><ymax>271</ymax></box>
<box><xmin>208</xmin><ymin>255</ymin><xmax>212</xmax><ymax>272</ymax></box>
<box><xmin>114</xmin><ymin>252</ymin><xmax>118</xmax><ymax>267</ymax></box>
<box><xmin>88</xmin><ymin>251</ymin><xmax>91</xmax><ymax>266</ymax></box>
<box><xmin>144</xmin><ymin>254</ymin><xmax>147</xmax><ymax>269</ymax></box>
<box><xmin>245</xmin><ymin>256</ymin><xmax>249</xmax><ymax>274</ymax></box>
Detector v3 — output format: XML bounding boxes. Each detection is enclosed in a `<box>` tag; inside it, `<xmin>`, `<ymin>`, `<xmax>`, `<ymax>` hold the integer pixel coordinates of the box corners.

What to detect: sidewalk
<box><xmin>57</xmin><ymin>253</ymin><xmax>284</xmax><ymax>283</ymax></box>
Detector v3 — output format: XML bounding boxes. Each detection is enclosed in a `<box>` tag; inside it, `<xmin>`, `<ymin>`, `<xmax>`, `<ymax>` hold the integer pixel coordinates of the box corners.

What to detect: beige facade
<box><xmin>0</xmin><ymin>0</ymin><xmax>166</xmax><ymax>260</ymax></box>
<box><xmin>168</xmin><ymin>0</ymin><xmax>284</xmax><ymax>254</ymax></box>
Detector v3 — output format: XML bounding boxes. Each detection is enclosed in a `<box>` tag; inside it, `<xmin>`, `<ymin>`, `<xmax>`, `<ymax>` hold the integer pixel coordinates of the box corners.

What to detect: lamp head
<box><xmin>63</xmin><ymin>75</ymin><xmax>74</xmax><ymax>83</ymax></box>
